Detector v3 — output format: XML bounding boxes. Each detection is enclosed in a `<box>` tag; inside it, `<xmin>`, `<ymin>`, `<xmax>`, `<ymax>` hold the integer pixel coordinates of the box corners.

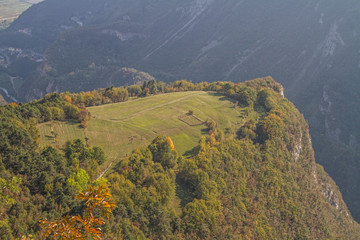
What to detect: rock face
<box><xmin>0</xmin><ymin>0</ymin><xmax>360</xmax><ymax>221</ymax></box>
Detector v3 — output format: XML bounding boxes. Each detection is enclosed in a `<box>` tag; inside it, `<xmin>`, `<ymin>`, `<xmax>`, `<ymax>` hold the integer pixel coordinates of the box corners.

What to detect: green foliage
<box><xmin>67</xmin><ymin>169</ymin><xmax>90</xmax><ymax>192</ymax></box>
<box><xmin>65</xmin><ymin>139</ymin><xmax>106</xmax><ymax>179</ymax></box>
<box><xmin>235</xmin><ymin>86</ymin><xmax>257</xmax><ymax>107</ymax></box>
<box><xmin>237</xmin><ymin>120</ymin><xmax>257</xmax><ymax>140</ymax></box>
<box><xmin>148</xmin><ymin>136</ymin><xmax>178</xmax><ymax>169</ymax></box>
<box><xmin>256</xmin><ymin>88</ymin><xmax>277</xmax><ymax>112</ymax></box>
<box><xmin>182</xmin><ymin>199</ymin><xmax>222</xmax><ymax>238</ymax></box>
<box><xmin>104</xmin><ymin>86</ymin><xmax>129</xmax><ymax>103</ymax></box>
<box><xmin>0</xmin><ymin>177</ymin><xmax>22</xmax><ymax>213</ymax></box>
<box><xmin>63</xmin><ymin>103</ymin><xmax>80</xmax><ymax>120</ymax></box>
<box><xmin>92</xmin><ymin>146</ymin><xmax>106</xmax><ymax>165</ymax></box>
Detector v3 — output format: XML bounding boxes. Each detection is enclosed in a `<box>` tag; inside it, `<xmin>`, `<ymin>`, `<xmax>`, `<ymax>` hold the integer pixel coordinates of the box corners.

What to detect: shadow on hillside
<box><xmin>207</xmin><ymin>92</ymin><xmax>237</xmax><ymax>103</ymax></box>
<box><xmin>175</xmin><ymin>176</ymin><xmax>194</xmax><ymax>208</ymax></box>
<box><xmin>63</xmin><ymin>119</ymin><xmax>83</xmax><ymax>129</ymax></box>
<box><xmin>45</xmin><ymin>135</ymin><xmax>54</xmax><ymax>139</ymax></box>
<box><xmin>183</xmin><ymin>145</ymin><xmax>201</xmax><ymax>157</ymax></box>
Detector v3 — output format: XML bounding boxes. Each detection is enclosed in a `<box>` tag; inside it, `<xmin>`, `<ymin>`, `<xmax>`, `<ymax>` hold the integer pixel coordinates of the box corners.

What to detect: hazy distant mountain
<box><xmin>0</xmin><ymin>0</ymin><xmax>360</xmax><ymax>221</ymax></box>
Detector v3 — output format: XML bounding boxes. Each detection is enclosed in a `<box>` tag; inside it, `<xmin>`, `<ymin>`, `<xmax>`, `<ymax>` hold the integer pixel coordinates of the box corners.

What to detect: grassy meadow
<box><xmin>38</xmin><ymin>120</ymin><xmax>86</xmax><ymax>147</ymax></box>
<box><xmin>38</xmin><ymin>91</ymin><xmax>251</xmax><ymax>166</ymax></box>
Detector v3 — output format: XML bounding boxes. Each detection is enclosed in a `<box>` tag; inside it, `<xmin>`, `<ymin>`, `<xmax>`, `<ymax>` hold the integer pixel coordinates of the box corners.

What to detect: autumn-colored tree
<box><xmin>40</xmin><ymin>184</ymin><xmax>116</xmax><ymax>240</ymax></box>
<box><xmin>63</xmin><ymin>94</ymin><xmax>72</xmax><ymax>103</ymax></box>
<box><xmin>7</xmin><ymin>102</ymin><xmax>18</xmax><ymax>108</ymax></box>
<box><xmin>166</xmin><ymin>137</ymin><xmax>175</xmax><ymax>151</ymax></box>
<box><xmin>149</xmin><ymin>136</ymin><xmax>178</xmax><ymax>168</ymax></box>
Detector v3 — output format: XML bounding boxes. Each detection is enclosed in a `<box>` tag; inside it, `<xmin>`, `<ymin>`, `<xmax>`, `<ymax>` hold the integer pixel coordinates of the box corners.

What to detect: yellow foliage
<box><xmin>63</xmin><ymin>95</ymin><xmax>72</xmax><ymax>103</ymax></box>
<box><xmin>40</xmin><ymin>184</ymin><xmax>115</xmax><ymax>240</ymax></box>
<box><xmin>7</xmin><ymin>102</ymin><xmax>18</xmax><ymax>107</ymax></box>
<box><xmin>208</xmin><ymin>132</ymin><xmax>217</xmax><ymax>146</ymax></box>
<box><xmin>166</xmin><ymin>137</ymin><xmax>175</xmax><ymax>151</ymax></box>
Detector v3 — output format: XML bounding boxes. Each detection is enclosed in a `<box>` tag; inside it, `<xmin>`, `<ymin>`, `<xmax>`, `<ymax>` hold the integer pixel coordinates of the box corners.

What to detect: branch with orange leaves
<box><xmin>40</xmin><ymin>184</ymin><xmax>116</xmax><ymax>240</ymax></box>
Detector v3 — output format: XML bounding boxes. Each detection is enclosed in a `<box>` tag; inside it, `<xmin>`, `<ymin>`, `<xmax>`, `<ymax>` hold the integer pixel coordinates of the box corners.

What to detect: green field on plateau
<box><xmin>38</xmin><ymin>91</ymin><xmax>252</xmax><ymax>166</ymax></box>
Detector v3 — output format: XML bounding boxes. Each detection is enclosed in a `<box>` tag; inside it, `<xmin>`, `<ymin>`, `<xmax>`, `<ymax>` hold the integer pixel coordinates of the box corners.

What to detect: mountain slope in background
<box><xmin>0</xmin><ymin>0</ymin><xmax>360</xmax><ymax>221</ymax></box>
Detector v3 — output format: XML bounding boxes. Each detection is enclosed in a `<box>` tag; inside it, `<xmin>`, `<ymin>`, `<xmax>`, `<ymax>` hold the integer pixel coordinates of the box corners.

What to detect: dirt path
<box><xmin>97</xmin><ymin>160</ymin><xmax>114</xmax><ymax>180</ymax></box>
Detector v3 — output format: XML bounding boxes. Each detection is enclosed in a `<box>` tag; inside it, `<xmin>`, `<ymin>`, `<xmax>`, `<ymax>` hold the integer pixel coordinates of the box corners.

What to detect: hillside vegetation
<box><xmin>1</xmin><ymin>77</ymin><xmax>360</xmax><ymax>239</ymax></box>
<box><xmin>1</xmin><ymin>0</ymin><xmax>360</xmax><ymax>222</ymax></box>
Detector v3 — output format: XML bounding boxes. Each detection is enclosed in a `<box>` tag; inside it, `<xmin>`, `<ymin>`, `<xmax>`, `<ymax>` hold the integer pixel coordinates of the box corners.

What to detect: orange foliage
<box><xmin>40</xmin><ymin>185</ymin><xmax>116</xmax><ymax>240</ymax></box>
<box><xmin>63</xmin><ymin>95</ymin><xmax>72</xmax><ymax>103</ymax></box>
<box><xmin>7</xmin><ymin>102</ymin><xmax>18</xmax><ymax>107</ymax></box>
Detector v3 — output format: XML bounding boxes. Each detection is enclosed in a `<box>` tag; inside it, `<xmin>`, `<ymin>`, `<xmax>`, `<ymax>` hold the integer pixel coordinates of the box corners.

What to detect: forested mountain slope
<box><xmin>1</xmin><ymin>78</ymin><xmax>360</xmax><ymax>239</ymax></box>
<box><xmin>0</xmin><ymin>0</ymin><xmax>360</xmax><ymax>221</ymax></box>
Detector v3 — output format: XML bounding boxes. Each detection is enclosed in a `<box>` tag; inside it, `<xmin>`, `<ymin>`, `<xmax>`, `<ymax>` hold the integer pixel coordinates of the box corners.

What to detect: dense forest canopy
<box><xmin>0</xmin><ymin>77</ymin><xmax>359</xmax><ymax>239</ymax></box>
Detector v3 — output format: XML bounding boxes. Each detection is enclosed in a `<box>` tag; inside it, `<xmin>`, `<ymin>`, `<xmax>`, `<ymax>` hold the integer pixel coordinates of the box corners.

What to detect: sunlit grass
<box><xmin>39</xmin><ymin>91</ymin><xmax>249</xmax><ymax>166</ymax></box>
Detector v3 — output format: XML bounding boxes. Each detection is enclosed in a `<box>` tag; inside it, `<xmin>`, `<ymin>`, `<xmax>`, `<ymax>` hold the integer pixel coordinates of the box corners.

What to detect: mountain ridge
<box><xmin>1</xmin><ymin>0</ymin><xmax>360</xmax><ymax>222</ymax></box>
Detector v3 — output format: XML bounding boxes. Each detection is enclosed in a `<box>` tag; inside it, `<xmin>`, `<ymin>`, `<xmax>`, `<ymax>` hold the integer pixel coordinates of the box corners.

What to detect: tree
<box><xmin>236</xmin><ymin>86</ymin><xmax>256</xmax><ymax>107</ymax></box>
<box><xmin>63</xmin><ymin>103</ymin><xmax>80</xmax><ymax>120</ymax></box>
<box><xmin>40</xmin><ymin>184</ymin><xmax>115</xmax><ymax>240</ymax></box>
<box><xmin>67</xmin><ymin>169</ymin><xmax>90</xmax><ymax>191</ymax></box>
<box><xmin>148</xmin><ymin>136</ymin><xmax>177</xmax><ymax>169</ymax></box>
